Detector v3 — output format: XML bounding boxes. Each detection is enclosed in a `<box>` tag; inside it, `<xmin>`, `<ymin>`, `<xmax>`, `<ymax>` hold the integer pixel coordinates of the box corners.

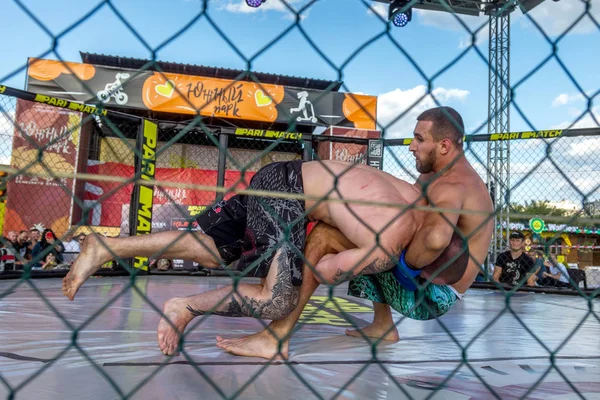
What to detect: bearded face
<box><xmin>415</xmin><ymin>147</ymin><xmax>437</xmax><ymax>174</ymax></box>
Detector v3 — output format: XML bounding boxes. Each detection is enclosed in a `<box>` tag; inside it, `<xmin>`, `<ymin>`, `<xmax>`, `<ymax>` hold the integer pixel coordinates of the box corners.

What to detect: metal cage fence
<box><xmin>0</xmin><ymin>0</ymin><xmax>599</xmax><ymax>398</ymax></box>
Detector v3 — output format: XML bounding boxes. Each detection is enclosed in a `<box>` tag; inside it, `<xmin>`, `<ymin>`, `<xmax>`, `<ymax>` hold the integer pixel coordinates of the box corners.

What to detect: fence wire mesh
<box><xmin>0</xmin><ymin>0</ymin><xmax>599</xmax><ymax>399</ymax></box>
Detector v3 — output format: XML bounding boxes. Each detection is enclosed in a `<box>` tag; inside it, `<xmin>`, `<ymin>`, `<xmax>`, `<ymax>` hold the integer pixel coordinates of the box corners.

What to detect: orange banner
<box><xmin>27</xmin><ymin>58</ymin><xmax>377</xmax><ymax>129</ymax></box>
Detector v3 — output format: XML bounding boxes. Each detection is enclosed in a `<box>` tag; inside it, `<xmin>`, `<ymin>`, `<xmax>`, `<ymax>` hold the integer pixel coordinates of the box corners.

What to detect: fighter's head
<box><xmin>409</xmin><ymin>107</ymin><xmax>464</xmax><ymax>174</ymax></box>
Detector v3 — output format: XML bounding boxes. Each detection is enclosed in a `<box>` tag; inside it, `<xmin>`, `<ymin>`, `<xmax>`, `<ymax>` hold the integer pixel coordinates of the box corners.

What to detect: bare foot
<box><xmin>157</xmin><ymin>297</ymin><xmax>194</xmax><ymax>356</ymax></box>
<box><xmin>216</xmin><ymin>326</ymin><xmax>289</xmax><ymax>360</ymax></box>
<box><xmin>62</xmin><ymin>235</ymin><xmax>112</xmax><ymax>301</ymax></box>
<box><xmin>345</xmin><ymin>323</ymin><xmax>400</xmax><ymax>342</ymax></box>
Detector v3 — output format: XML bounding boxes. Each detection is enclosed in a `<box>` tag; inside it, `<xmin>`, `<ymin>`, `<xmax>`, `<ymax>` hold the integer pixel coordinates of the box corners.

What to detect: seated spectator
<box><xmin>539</xmin><ymin>253</ymin><xmax>571</xmax><ymax>288</ymax></box>
<box><xmin>528</xmin><ymin>250</ymin><xmax>546</xmax><ymax>283</ymax></box>
<box><xmin>32</xmin><ymin>229</ymin><xmax>64</xmax><ymax>268</ymax></box>
<box><xmin>29</xmin><ymin>228</ymin><xmax>41</xmax><ymax>247</ymax></box>
<box><xmin>7</xmin><ymin>231</ymin><xmax>18</xmax><ymax>247</ymax></box>
<box><xmin>0</xmin><ymin>238</ymin><xmax>15</xmax><ymax>273</ymax></box>
<box><xmin>41</xmin><ymin>252</ymin><xmax>58</xmax><ymax>271</ymax></box>
<box><xmin>492</xmin><ymin>231</ymin><xmax>536</xmax><ymax>287</ymax></box>
<box><xmin>13</xmin><ymin>230</ymin><xmax>32</xmax><ymax>269</ymax></box>
<box><xmin>62</xmin><ymin>233</ymin><xmax>84</xmax><ymax>264</ymax></box>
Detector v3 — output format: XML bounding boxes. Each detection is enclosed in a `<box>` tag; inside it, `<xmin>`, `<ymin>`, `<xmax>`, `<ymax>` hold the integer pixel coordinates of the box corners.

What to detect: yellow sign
<box><xmin>529</xmin><ymin>218</ymin><xmax>545</xmax><ymax>233</ymax></box>
<box><xmin>234</xmin><ymin>128</ymin><xmax>303</xmax><ymax>141</ymax></box>
<box><xmin>133</xmin><ymin>120</ymin><xmax>158</xmax><ymax>271</ymax></box>
<box><xmin>490</xmin><ymin>130</ymin><xmax>563</xmax><ymax>141</ymax></box>
<box><xmin>33</xmin><ymin>94</ymin><xmax>108</xmax><ymax>116</ymax></box>
<box><xmin>299</xmin><ymin>296</ymin><xmax>372</xmax><ymax>326</ymax></box>
<box><xmin>400</xmin><ymin>129</ymin><xmax>565</xmax><ymax>145</ymax></box>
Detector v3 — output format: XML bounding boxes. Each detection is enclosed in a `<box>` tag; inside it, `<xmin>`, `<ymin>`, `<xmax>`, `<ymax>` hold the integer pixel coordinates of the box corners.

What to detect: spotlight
<box><xmin>393</xmin><ymin>12</ymin><xmax>409</xmax><ymax>27</ymax></box>
<box><xmin>389</xmin><ymin>0</ymin><xmax>412</xmax><ymax>27</ymax></box>
<box><xmin>246</xmin><ymin>0</ymin><xmax>266</xmax><ymax>7</ymax></box>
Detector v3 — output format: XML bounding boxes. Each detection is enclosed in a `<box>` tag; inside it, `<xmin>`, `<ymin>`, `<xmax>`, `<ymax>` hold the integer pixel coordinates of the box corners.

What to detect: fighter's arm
<box><xmin>312</xmin><ymin>245</ymin><xmax>400</xmax><ymax>285</ymax></box>
<box><xmin>405</xmin><ymin>182</ymin><xmax>465</xmax><ymax>268</ymax></box>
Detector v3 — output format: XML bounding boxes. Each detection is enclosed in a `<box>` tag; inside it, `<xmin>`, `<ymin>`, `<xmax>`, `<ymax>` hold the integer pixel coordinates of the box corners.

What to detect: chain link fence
<box><xmin>0</xmin><ymin>0</ymin><xmax>599</xmax><ymax>398</ymax></box>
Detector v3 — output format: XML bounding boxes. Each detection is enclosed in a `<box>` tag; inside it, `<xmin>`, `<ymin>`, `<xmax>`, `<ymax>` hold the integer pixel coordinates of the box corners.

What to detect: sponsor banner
<box><xmin>84</xmin><ymin>161</ymin><xmax>255</xmax><ymax>228</ymax></box>
<box><xmin>234</xmin><ymin>128</ymin><xmax>303</xmax><ymax>141</ymax></box>
<box><xmin>4</xmin><ymin>99</ymin><xmax>80</xmax><ymax>236</ymax></box>
<box><xmin>26</xmin><ymin>58</ymin><xmax>377</xmax><ymax>129</ymax></box>
<box><xmin>316</xmin><ymin>126</ymin><xmax>381</xmax><ymax>164</ymax></box>
<box><xmin>120</xmin><ymin>203</ymin><xmax>208</xmax><ymax>271</ymax></box>
<box><xmin>396</xmin><ymin>130</ymin><xmax>566</xmax><ymax>146</ymax></box>
<box><xmin>132</xmin><ymin>120</ymin><xmax>158</xmax><ymax>271</ymax></box>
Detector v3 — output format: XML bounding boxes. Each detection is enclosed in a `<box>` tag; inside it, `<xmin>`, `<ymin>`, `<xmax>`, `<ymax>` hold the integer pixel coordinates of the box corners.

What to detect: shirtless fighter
<box><xmin>216</xmin><ymin>106</ymin><xmax>494</xmax><ymax>359</ymax></box>
<box><xmin>62</xmin><ymin>154</ymin><xmax>466</xmax><ymax>356</ymax></box>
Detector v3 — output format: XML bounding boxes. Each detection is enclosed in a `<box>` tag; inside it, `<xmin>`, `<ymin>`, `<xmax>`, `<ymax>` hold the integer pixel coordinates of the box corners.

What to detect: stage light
<box><xmin>389</xmin><ymin>0</ymin><xmax>412</xmax><ymax>28</ymax></box>
<box><xmin>393</xmin><ymin>12</ymin><xmax>409</xmax><ymax>27</ymax></box>
<box><xmin>246</xmin><ymin>0</ymin><xmax>266</xmax><ymax>7</ymax></box>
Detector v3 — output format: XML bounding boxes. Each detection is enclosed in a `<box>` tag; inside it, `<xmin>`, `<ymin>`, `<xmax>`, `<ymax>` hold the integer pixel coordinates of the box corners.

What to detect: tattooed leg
<box><xmin>328</xmin><ymin>248</ymin><xmax>402</xmax><ymax>285</ymax></box>
<box><xmin>157</xmin><ymin>247</ymin><xmax>299</xmax><ymax>356</ymax></box>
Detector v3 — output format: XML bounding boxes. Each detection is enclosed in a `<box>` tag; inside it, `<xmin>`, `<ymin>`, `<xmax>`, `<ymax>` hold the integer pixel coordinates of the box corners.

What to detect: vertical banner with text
<box><xmin>131</xmin><ymin>119</ymin><xmax>157</xmax><ymax>272</ymax></box>
<box><xmin>4</xmin><ymin>99</ymin><xmax>81</xmax><ymax>236</ymax></box>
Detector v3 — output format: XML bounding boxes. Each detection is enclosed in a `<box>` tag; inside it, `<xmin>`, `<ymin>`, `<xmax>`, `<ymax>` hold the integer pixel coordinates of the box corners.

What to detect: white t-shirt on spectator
<box><xmin>62</xmin><ymin>240</ymin><xmax>81</xmax><ymax>263</ymax></box>
<box><xmin>549</xmin><ymin>262</ymin><xmax>570</xmax><ymax>284</ymax></box>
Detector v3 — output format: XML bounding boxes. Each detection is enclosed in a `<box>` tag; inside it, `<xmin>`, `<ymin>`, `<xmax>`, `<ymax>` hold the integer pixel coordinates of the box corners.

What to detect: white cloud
<box><xmin>567</xmin><ymin>137</ymin><xmax>600</xmax><ymax>157</ymax></box>
<box><xmin>552</xmin><ymin>105</ymin><xmax>600</xmax><ymax>129</ymax></box>
<box><xmin>552</xmin><ymin>93</ymin><xmax>571</xmax><ymax>107</ymax></box>
<box><xmin>377</xmin><ymin>85</ymin><xmax>470</xmax><ymax>138</ymax></box>
<box><xmin>521</xmin><ymin>0</ymin><xmax>600</xmax><ymax>36</ymax></box>
<box><xmin>551</xmin><ymin>91</ymin><xmax>592</xmax><ymax>107</ymax></box>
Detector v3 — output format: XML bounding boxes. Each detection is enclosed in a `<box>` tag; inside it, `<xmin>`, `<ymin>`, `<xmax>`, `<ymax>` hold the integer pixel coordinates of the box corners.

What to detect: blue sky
<box><xmin>0</xmin><ymin>0</ymin><xmax>599</xmax><ymax>204</ymax></box>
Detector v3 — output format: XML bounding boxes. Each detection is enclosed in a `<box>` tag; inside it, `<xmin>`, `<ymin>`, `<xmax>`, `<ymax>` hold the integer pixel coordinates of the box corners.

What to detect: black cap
<box><xmin>509</xmin><ymin>231</ymin><xmax>525</xmax><ymax>240</ymax></box>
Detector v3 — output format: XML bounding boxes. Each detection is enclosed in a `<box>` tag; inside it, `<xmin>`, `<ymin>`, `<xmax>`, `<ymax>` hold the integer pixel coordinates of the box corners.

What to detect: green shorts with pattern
<box><xmin>347</xmin><ymin>271</ymin><xmax>459</xmax><ymax>321</ymax></box>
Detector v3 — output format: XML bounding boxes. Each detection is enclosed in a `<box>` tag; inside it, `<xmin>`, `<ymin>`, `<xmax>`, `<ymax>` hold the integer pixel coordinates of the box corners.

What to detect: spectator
<box><xmin>492</xmin><ymin>231</ymin><xmax>536</xmax><ymax>287</ymax></box>
<box><xmin>0</xmin><ymin>237</ymin><xmax>15</xmax><ymax>272</ymax></box>
<box><xmin>29</xmin><ymin>228</ymin><xmax>41</xmax><ymax>246</ymax></box>
<box><xmin>32</xmin><ymin>229</ymin><xmax>64</xmax><ymax>267</ymax></box>
<box><xmin>40</xmin><ymin>252</ymin><xmax>58</xmax><ymax>271</ymax></box>
<box><xmin>62</xmin><ymin>233</ymin><xmax>84</xmax><ymax>264</ymax></box>
<box><xmin>539</xmin><ymin>253</ymin><xmax>571</xmax><ymax>288</ymax></box>
<box><xmin>529</xmin><ymin>250</ymin><xmax>546</xmax><ymax>283</ymax></box>
<box><xmin>7</xmin><ymin>230</ymin><xmax>17</xmax><ymax>247</ymax></box>
<box><xmin>13</xmin><ymin>230</ymin><xmax>32</xmax><ymax>268</ymax></box>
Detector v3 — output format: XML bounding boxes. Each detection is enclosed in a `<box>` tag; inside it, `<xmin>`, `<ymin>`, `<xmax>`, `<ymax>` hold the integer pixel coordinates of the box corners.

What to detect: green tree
<box><xmin>509</xmin><ymin>200</ymin><xmax>568</xmax><ymax>224</ymax></box>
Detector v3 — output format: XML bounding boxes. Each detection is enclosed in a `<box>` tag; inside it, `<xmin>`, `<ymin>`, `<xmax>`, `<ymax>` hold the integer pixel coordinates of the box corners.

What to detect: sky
<box><xmin>0</xmin><ymin>0</ymin><xmax>599</xmax><ymax>205</ymax></box>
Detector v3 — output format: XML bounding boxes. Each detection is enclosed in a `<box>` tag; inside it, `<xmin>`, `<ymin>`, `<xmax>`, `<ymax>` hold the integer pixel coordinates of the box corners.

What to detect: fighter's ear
<box><xmin>439</xmin><ymin>138</ymin><xmax>452</xmax><ymax>155</ymax></box>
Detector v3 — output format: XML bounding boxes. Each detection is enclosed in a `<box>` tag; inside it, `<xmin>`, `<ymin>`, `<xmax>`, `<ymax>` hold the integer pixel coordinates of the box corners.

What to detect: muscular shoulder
<box><xmin>419</xmin><ymin>179</ymin><xmax>466</xmax><ymax>206</ymax></box>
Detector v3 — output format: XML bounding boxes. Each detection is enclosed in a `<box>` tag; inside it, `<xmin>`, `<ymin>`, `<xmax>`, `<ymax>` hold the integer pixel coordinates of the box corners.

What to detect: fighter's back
<box><xmin>303</xmin><ymin>160</ymin><xmax>425</xmax><ymax>252</ymax></box>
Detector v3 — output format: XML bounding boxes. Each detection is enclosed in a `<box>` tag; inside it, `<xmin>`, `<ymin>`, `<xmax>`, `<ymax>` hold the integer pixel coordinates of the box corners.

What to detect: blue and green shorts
<box><xmin>347</xmin><ymin>272</ymin><xmax>459</xmax><ymax>321</ymax></box>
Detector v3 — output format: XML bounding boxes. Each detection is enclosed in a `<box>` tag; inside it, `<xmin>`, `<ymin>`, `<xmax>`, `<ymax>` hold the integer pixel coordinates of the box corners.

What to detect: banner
<box><xmin>84</xmin><ymin>161</ymin><xmax>255</xmax><ymax>227</ymax></box>
<box><xmin>132</xmin><ymin>120</ymin><xmax>158</xmax><ymax>271</ymax></box>
<box><xmin>120</xmin><ymin>203</ymin><xmax>208</xmax><ymax>270</ymax></box>
<box><xmin>316</xmin><ymin>126</ymin><xmax>381</xmax><ymax>164</ymax></box>
<box><xmin>4</xmin><ymin>99</ymin><xmax>81</xmax><ymax>236</ymax></box>
<box><xmin>27</xmin><ymin>58</ymin><xmax>377</xmax><ymax>129</ymax></box>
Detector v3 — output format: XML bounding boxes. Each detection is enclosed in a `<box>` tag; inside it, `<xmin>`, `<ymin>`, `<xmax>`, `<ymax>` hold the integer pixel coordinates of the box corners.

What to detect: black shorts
<box><xmin>196</xmin><ymin>160</ymin><xmax>307</xmax><ymax>286</ymax></box>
